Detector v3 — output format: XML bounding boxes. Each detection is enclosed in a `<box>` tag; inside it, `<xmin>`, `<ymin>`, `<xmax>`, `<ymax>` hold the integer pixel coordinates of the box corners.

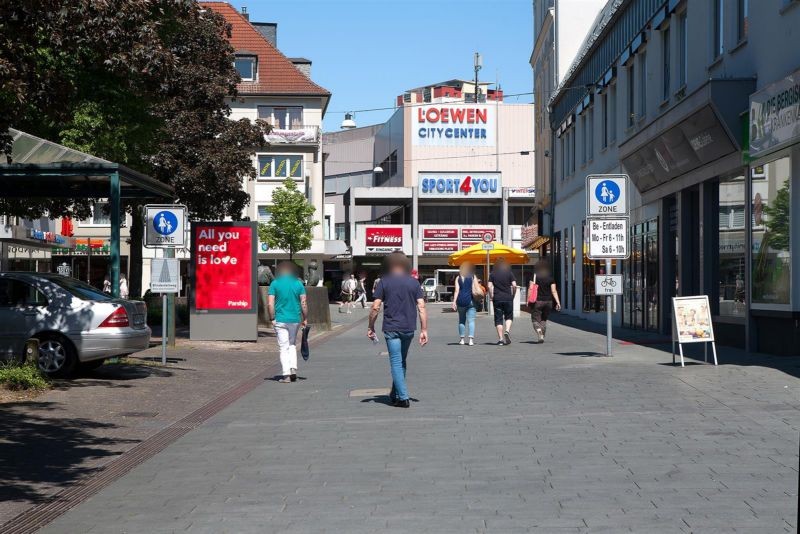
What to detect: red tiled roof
<box><xmin>200</xmin><ymin>2</ymin><xmax>330</xmax><ymax>97</ymax></box>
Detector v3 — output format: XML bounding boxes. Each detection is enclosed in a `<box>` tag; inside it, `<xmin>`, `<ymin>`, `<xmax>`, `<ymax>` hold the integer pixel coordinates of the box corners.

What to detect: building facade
<box><xmin>327</xmin><ymin>80</ymin><xmax>536</xmax><ymax>288</ymax></box>
<box><xmin>530</xmin><ymin>0</ymin><xmax>607</xmax><ymax>250</ymax></box>
<box><xmin>548</xmin><ymin>0</ymin><xmax>800</xmax><ymax>355</ymax></box>
<box><xmin>141</xmin><ymin>2</ymin><xmax>343</xmax><ymax>290</ymax></box>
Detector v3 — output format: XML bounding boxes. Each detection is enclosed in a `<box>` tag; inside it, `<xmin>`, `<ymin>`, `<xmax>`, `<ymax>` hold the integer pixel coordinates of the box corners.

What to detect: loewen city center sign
<box><xmin>413</xmin><ymin>104</ymin><xmax>496</xmax><ymax>146</ymax></box>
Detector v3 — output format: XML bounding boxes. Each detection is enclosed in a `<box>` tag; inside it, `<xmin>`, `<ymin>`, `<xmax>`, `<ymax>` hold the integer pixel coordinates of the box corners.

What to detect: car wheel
<box><xmin>36</xmin><ymin>334</ymin><xmax>77</xmax><ymax>378</ymax></box>
<box><xmin>79</xmin><ymin>358</ymin><xmax>106</xmax><ymax>371</ymax></box>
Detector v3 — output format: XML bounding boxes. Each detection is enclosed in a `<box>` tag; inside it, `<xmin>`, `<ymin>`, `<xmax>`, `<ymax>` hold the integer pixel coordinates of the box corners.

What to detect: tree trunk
<box><xmin>129</xmin><ymin>206</ymin><xmax>144</xmax><ymax>298</ymax></box>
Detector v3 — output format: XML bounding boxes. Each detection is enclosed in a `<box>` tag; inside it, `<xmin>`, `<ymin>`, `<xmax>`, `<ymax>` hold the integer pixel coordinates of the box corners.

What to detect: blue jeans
<box><xmin>457</xmin><ymin>304</ymin><xmax>476</xmax><ymax>338</ymax></box>
<box><xmin>384</xmin><ymin>331</ymin><xmax>415</xmax><ymax>401</ymax></box>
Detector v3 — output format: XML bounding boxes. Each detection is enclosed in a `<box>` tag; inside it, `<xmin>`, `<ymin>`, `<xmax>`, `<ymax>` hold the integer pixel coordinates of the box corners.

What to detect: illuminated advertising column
<box><xmin>189</xmin><ymin>221</ymin><xmax>258</xmax><ymax>341</ymax></box>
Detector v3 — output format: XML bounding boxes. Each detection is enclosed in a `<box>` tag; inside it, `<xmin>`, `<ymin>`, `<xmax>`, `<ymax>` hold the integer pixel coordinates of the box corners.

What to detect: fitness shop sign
<box><xmin>413</xmin><ymin>104</ymin><xmax>496</xmax><ymax>147</ymax></box>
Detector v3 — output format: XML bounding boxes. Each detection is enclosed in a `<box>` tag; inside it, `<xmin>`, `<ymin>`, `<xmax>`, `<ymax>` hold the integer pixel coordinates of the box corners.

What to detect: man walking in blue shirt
<box><xmin>268</xmin><ymin>261</ymin><xmax>307</xmax><ymax>383</ymax></box>
<box><xmin>367</xmin><ymin>252</ymin><xmax>428</xmax><ymax>408</ymax></box>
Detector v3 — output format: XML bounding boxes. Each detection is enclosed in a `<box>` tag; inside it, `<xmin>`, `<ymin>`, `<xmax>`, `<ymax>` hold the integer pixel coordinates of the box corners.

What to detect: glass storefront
<box><xmin>717</xmin><ymin>174</ymin><xmax>747</xmax><ymax>317</ymax></box>
<box><xmin>751</xmin><ymin>156</ymin><xmax>791</xmax><ymax>305</ymax></box>
<box><xmin>623</xmin><ymin>218</ymin><xmax>659</xmax><ymax>331</ymax></box>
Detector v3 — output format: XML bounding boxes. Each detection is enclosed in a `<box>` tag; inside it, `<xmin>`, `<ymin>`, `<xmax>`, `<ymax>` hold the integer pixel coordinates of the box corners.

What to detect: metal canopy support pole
<box><xmin>109</xmin><ymin>171</ymin><xmax>121</xmax><ymax>298</ymax></box>
<box><xmin>412</xmin><ymin>187</ymin><xmax>419</xmax><ymax>272</ymax></box>
<box><xmin>606</xmin><ymin>258</ymin><xmax>612</xmax><ymax>356</ymax></box>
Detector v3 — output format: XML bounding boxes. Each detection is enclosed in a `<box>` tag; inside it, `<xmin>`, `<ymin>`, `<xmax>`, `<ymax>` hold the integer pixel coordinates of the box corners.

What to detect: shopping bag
<box><xmin>527</xmin><ymin>274</ymin><xmax>538</xmax><ymax>305</ymax></box>
<box><xmin>301</xmin><ymin>325</ymin><xmax>311</xmax><ymax>361</ymax></box>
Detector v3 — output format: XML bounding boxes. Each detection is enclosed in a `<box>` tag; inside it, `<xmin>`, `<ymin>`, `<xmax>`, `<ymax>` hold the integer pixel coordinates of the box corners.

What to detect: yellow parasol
<box><xmin>448</xmin><ymin>242</ymin><xmax>530</xmax><ymax>267</ymax></box>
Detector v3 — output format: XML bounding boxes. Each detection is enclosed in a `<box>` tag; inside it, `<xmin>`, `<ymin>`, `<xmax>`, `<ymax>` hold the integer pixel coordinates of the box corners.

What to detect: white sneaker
<box><xmin>468</xmin><ymin>338</ymin><xmax>474</xmax><ymax>346</ymax></box>
<box><xmin>459</xmin><ymin>338</ymin><xmax>465</xmax><ymax>345</ymax></box>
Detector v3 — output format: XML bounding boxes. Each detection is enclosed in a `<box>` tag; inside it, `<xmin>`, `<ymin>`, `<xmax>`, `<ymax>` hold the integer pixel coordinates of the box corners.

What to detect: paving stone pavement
<box><xmin>39</xmin><ymin>305</ymin><xmax>799</xmax><ymax>533</ymax></box>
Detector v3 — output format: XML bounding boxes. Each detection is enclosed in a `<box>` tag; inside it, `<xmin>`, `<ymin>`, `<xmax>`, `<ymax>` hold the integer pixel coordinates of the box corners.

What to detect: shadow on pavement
<box><xmin>51</xmin><ymin>362</ymin><xmax>175</xmax><ymax>390</ymax></box>
<box><xmin>360</xmin><ymin>396</ymin><xmax>420</xmax><ymax>406</ymax></box>
<box><xmin>0</xmin><ymin>402</ymin><xmax>135</xmax><ymax>505</ymax></box>
<box><xmin>551</xmin><ymin>313</ymin><xmax>800</xmax><ymax>379</ymax></box>
<box><xmin>554</xmin><ymin>351</ymin><xmax>607</xmax><ymax>357</ymax></box>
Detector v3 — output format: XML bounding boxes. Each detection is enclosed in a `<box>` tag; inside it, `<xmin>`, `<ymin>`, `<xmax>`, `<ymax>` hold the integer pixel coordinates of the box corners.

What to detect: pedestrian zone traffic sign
<box><xmin>587</xmin><ymin>175</ymin><xmax>628</xmax><ymax>216</ymax></box>
<box><xmin>587</xmin><ymin>218</ymin><xmax>629</xmax><ymax>260</ymax></box>
<box><xmin>145</xmin><ymin>205</ymin><xmax>186</xmax><ymax>248</ymax></box>
<box><xmin>150</xmin><ymin>258</ymin><xmax>180</xmax><ymax>293</ymax></box>
<box><xmin>594</xmin><ymin>274</ymin><xmax>623</xmax><ymax>296</ymax></box>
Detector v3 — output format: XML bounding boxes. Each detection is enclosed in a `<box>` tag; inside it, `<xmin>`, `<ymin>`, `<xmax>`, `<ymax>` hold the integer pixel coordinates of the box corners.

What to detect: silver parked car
<box><xmin>0</xmin><ymin>272</ymin><xmax>151</xmax><ymax>377</ymax></box>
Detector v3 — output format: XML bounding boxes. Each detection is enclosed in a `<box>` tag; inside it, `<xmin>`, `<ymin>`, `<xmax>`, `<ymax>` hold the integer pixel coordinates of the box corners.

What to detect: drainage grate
<box><xmin>0</xmin><ymin>315</ymin><xmax>367</xmax><ymax>534</ymax></box>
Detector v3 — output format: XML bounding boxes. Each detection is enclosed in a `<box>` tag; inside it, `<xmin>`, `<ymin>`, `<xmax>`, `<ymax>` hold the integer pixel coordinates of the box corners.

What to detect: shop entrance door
<box><xmin>623</xmin><ymin>218</ymin><xmax>659</xmax><ymax>331</ymax></box>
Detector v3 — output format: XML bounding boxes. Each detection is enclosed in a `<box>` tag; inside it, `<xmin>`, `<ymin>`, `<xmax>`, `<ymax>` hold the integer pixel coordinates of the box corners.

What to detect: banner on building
<box><xmin>419</xmin><ymin>172</ymin><xmax>502</xmax><ymax>199</ymax></box>
<box><xmin>749</xmin><ymin>68</ymin><xmax>800</xmax><ymax>158</ymax></box>
<box><xmin>412</xmin><ymin>104</ymin><xmax>496</xmax><ymax>147</ymax></box>
<box><xmin>352</xmin><ymin>225</ymin><xmax>411</xmax><ymax>256</ymax></box>
<box><xmin>365</xmin><ymin>226</ymin><xmax>403</xmax><ymax>255</ymax></box>
<box><xmin>419</xmin><ymin>225</ymin><xmax>501</xmax><ymax>255</ymax></box>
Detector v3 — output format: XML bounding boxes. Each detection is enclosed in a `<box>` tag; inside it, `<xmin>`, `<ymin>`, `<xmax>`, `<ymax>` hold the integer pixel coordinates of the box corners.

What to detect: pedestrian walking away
<box><xmin>528</xmin><ymin>260</ymin><xmax>561</xmax><ymax>343</ymax></box>
<box><xmin>451</xmin><ymin>261</ymin><xmax>482</xmax><ymax>346</ymax></box>
<box><xmin>268</xmin><ymin>261</ymin><xmax>308</xmax><ymax>383</ymax></box>
<box><xmin>488</xmin><ymin>258</ymin><xmax>517</xmax><ymax>345</ymax></box>
<box><xmin>354</xmin><ymin>272</ymin><xmax>368</xmax><ymax>308</ymax></box>
<box><xmin>367</xmin><ymin>252</ymin><xmax>428</xmax><ymax>408</ymax></box>
<box><xmin>339</xmin><ymin>273</ymin><xmax>356</xmax><ymax>313</ymax></box>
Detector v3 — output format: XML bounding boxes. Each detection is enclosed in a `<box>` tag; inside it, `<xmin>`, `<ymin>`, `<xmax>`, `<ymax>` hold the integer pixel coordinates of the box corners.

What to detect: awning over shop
<box><xmin>0</xmin><ymin>128</ymin><xmax>174</xmax><ymax>296</ymax></box>
<box><xmin>619</xmin><ymin>79</ymin><xmax>755</xmax><ymax>194</ymax></box>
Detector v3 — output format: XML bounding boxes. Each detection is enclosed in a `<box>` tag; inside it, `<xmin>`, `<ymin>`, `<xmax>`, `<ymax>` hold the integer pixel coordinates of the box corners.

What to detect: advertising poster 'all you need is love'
<box><xmin>193</xmin><ymin>224</ymin><xmax>254</xmax><ymax>311</ymax></box>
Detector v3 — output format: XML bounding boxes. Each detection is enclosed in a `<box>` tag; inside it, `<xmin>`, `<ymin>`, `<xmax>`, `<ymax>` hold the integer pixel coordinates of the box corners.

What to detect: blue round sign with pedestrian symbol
<box><xmin>153</xmin><ymin>211</ymin><xmax>178</xmax><ymax>235</ymax></box>
<box><xmin>595</xmin><ymin>180</ymin><xmax>620</xmax><ymax>205</ymax></box>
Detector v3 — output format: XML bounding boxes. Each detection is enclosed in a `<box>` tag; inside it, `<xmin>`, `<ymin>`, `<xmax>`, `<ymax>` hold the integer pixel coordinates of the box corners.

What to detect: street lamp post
<box><xmin>473</xmin><ymin>52</ymin><xmax>482</xmax><ymax>103</ymax></box>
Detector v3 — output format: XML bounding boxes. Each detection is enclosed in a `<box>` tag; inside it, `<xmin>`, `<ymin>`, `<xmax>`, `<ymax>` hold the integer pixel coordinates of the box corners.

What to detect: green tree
<box><xmin>762</xmin><ymin>182</ymin><xmax>790</xmax><ymax>252</ymax></box>
<box><xmin>0</xmin><ymin>1</ymin><xmax>270</xmax><ymax>296</ymax></box>
<box><xmin>258</xmin><ymin>179</ymin><xmax>318</xmax><ymax>261</ymax></box>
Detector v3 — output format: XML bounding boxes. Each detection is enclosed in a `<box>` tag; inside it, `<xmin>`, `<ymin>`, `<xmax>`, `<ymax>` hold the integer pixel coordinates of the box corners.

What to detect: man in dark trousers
<box><xmin>367</xmin><ymin>252</ymin><xmax>428</xmax><ymax>408</ymax></box>
<box><xmin>488</xmin><ymin>258</ymin><xmax>517</xmax><ymax>345</ymax></box>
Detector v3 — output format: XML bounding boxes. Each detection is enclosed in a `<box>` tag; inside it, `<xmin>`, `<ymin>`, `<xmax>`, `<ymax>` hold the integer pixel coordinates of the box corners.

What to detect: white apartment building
<box><xmin>529</xmin><ymin>0</ymin><xmax>607</xmax><ymax>250</ymax></box>
<box><xmin>142</xmin><ymin>2</ymin><xmax>344</xmax><ymax>290</ymax></box>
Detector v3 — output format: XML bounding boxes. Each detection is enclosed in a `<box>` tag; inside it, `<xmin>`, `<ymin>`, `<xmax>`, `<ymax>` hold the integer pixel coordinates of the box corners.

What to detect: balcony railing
<box><xmin>265</xmin><ymin>125</ymin><xmax>320</xmax><ymax>144</ymax></box>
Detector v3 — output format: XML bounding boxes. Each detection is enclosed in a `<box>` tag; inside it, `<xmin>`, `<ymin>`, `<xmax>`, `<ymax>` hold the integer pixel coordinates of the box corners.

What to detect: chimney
<box><xmin>240</xmin><ymin>6</ymin><xmax>249</xmax><ymax>20</ymax></box>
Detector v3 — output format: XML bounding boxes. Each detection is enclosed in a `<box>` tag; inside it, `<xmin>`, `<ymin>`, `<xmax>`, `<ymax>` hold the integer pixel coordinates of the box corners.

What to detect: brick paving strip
<box><xmin>0</xmin><ymin>307</ymin><xmax>368</xmax><ymax>534</ymax></box>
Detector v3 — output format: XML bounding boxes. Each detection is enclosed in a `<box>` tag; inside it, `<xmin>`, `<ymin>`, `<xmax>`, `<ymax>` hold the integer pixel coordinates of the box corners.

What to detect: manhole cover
<box><xmin>349</xmin><ymin>388</ymin><xmax>390</xmax><ymax>398</ymax></box>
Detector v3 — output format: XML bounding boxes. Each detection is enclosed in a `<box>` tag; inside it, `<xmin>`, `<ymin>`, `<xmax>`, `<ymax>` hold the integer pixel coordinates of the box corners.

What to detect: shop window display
<box><xmin>751</xmin><ymin>157</ymin><xmax>791</xmax><ymax>305</ymax></box>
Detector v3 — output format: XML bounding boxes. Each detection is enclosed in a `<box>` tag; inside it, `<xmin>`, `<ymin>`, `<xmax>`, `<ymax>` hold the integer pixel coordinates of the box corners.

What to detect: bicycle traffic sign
<box><xmin>594</xmin><ymin>274</ymin><xmax>622</xmax><ymax>296</ymax></box>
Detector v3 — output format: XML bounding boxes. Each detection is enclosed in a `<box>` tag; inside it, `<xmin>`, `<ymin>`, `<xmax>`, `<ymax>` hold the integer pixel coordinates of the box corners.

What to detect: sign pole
<box><xmin>605</xmin><ymin>259</ymin><xmax>612</xmax><ymax>357</ymax></box>
<box><xmin>161</xmin><ymin>293</ymin><xmax>167</xmax><ymax>365</ymax></box>
<box><xmin>166</xmin><ymin>247</ymin><xmax>176</xmax><ymax>348</ymax></box>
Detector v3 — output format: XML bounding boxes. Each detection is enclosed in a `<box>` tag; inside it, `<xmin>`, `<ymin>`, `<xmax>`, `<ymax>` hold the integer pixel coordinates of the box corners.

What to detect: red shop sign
<box><xmin>192</xmin><ymin>223</ymin><xmax>256</xmax><ymax>312</ymax></box>
<box><xmin>365</xmin><ymin>226</ymin><xmax>403</xmax><ymax>247</ymax></box>
<box><xmin>461</xmin><ymin>228</ymin><xmax>496</xmax><ymax>240</ymax></box>
<box><xmin>423</xmin><ymin>228</ymin><xmax>459</xmax><ymax>239</ymax></box>
<box><xmin>423</xmin><ymin>241</ymin><xmax>460</xmax><ymax>253</ymax></box>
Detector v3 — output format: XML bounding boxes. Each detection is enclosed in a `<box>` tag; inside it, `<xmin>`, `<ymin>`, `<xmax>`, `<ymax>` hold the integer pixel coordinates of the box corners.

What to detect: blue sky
<box><xmin>244</xmin><ymin>0</ymin><xmax>533</xmax><ymax>131</ymax></box>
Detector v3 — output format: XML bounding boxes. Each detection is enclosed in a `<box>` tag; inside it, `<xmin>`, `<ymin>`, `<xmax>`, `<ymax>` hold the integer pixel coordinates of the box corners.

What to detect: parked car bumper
<box><xmin>71</xmin><ymin>327</ymin><xmax>152</xmax><ymax>362</ymax></box>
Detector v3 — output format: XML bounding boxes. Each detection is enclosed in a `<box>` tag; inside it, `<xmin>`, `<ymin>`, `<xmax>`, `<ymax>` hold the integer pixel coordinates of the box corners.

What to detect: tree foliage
<box><xmin>257</xmin><ymin>179</ymin><xmax>318</xmax><ymax>261</ymax></box>
<box><xmin>0</xmin><ymin>1</ymin><xmax>271</xmax><ymax>295</ymax></box>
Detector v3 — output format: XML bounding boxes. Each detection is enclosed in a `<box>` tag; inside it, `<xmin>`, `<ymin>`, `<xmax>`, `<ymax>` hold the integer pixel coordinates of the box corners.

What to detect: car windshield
<box><xmin>48</xmin><ymin>276</ymin><xmax>112</xmax><ymax>301</ymax></box>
